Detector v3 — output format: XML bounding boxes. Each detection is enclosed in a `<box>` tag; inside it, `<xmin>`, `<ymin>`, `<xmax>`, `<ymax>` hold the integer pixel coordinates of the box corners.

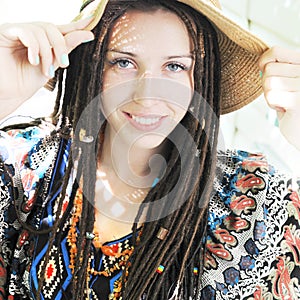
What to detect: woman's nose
<box><xmin>132</xmin><ymin>72</ymin><xmax>191</xmax><ymax>109</ymax></box>
<box><xmin>132</xmin><ymin>72</ymin><xmax>164</xmax><ymax>106</ymax></box>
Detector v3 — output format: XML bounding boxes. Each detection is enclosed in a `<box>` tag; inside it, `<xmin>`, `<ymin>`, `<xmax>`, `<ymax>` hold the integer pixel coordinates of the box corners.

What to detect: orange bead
<box><xmin>94</xmin><ymin>240</ymin><xmax>102</xmax><ymax>248</ymax></box>
<box><xmin>101</xmin><ymin>245</ymin><xmax>116</xmax><ymax>256</ymax></box>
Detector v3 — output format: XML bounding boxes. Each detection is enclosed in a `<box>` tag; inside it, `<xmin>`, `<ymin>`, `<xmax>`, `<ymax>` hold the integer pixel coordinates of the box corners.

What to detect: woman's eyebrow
<box><xmin>165</xmin><ymin>54</ymin><xmax>195</xmax><ymax>60</ymax></box>
<box><xmin>107</xmin><ymin>49</ymin><xmax>195</xmax><ymax>60</ymax></box>
<box><xmin>107</xmin><ymin>49</ymin><xmax>137</xmax><ymax>57</ymax></box>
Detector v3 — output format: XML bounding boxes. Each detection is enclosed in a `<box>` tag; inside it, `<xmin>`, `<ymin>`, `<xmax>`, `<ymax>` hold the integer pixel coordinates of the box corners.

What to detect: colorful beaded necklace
<box><xmin>67</xmin><ymin>188</ymin><xmax>138</xmax><ymax>298</ymax></box>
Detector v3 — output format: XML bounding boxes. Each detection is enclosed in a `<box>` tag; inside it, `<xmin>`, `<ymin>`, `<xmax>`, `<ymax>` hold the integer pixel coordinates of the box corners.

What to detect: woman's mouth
<box><xmin>123</xmin><ymin>112</ymin><xmax>167</xmax><ymax>130</ymax></box>
<box><xmin>131</xmin><ymin>115</ymin><xmax>161</xmax><ymax>125</ymax></box>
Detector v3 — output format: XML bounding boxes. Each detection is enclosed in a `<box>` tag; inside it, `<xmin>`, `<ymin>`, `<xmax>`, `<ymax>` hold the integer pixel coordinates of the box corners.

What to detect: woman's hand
<box><xmin>0</xmin><ymin>18</ymin><xmax>94</xmax><ymax>119</ymax></box>
<box><xmin>259</xmin><ymin>46</ymin><xmax>300</xmax><ymax>151</ymax></box>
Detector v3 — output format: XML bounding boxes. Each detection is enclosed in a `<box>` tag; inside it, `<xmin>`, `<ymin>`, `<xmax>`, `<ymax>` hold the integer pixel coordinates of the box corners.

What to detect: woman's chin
<box><xmin>130</xmin><ymin>134</ymin><xmax>167</xmax><ymax>151</ymax></box>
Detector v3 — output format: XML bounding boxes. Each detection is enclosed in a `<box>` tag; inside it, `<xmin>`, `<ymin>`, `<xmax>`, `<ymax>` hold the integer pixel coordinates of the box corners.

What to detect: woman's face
<box><xmin>101</xmin><ymin>9</ymin><xmax>195</xmax><ymax>150</ymax></box>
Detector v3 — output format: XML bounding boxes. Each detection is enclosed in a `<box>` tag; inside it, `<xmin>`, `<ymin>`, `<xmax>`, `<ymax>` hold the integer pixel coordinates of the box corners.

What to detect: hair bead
<box><xmin>86</xmin><ymin>232</ymin><xmax>95</xmax><ymax>240</ymax></box>
<box><xmin>156</xmin><ymin>265</ymin><xmax>165</xmax><ymax>274</ymax></box>
<box><xmin>193</xmin><ymin>267</ymin><xmax>199</xmax><ymax>275</ymax></box>
<box><xmin>79</xmin><ymin>128</ymin><xmax>94</xmax><ymax>143</ymax></box>
<box><xmin>156</xmin><ymin>227</ymin><xmax>169</xmax><ymax>240</ymax></box>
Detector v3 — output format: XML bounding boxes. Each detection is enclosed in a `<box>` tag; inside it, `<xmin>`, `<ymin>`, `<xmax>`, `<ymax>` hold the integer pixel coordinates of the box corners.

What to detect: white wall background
<box><xmin>0</xmin><ymin>0</ymin><xmax>299</xmax><ymax>175</ymax></box>
<box><xmin>219</xmin><ymin>0</ymin><xmax>300</xmax><ymax>176</ymax></box>
<box><xmin>0</xmin><ymin>0</ymin><xmax>81</xmax><ymax>23</ymax></box>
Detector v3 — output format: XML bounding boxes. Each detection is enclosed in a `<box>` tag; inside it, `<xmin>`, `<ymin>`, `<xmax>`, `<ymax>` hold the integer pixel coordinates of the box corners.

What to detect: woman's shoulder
<box><xmin>201</xmin><ymin>149</ymin><xmax>300</xmax><ymax>299</ymax></box>
<box><xmin>213</xmin><ymin>148</ymin><xmax>298</xmax><ymax>228</ymax></box>
<box><xmin>0</xmin><ymin>120</ymin><xmax>59</xmax><ymax>167</ymax></box>
<box><xmin>214</xmin><ymin>149</ymin><xmax>274</xmax><ymax>199</ymax></box>
<box><xmin>0</xmin><ymin>120</ymin><xmax>66</xmax><ymax>298</ymax></box>
<box><xmin>215</xmin><ymin>148</ymin><xmax>297</xmax><ymax>198</ymax></box>
<box><xmin>216</xmin><ymin>149</ymin><xmax>270</xmax><ymax>173</ymax></box>
<box><xmin>0</xmin><ymin>120</ymin><xmax>63</xmax><ymax>223</ymax></box>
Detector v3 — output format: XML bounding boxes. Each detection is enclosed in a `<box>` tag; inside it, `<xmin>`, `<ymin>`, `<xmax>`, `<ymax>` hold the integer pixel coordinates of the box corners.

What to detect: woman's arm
<box><xmin>259</xmin><ymin>46</ymin><xmax>300</xmax><ymax>151</ymax></box>
<box><xmin>0</xmin><ymin>18</ymin><xmax>94</xmax><ymax>119</ymax></box>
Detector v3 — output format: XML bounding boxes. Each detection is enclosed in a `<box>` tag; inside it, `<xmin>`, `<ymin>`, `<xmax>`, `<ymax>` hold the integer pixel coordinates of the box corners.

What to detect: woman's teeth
<box><xmin>131</xmin><ymin>115</ymin><xmax>160</xmax><ymax>125</ymax></box>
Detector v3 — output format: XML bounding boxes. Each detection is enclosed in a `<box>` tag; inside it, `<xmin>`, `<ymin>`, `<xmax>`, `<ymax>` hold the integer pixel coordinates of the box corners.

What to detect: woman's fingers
<box><xmin>42</xmin><ymin>20</ymin><xmax>95</xmax><ymax>76</ymax></box>
<box><xmin>259</xmin><ymin>46</ymin><xmax>300</xmax><ymax>150</ymax></box>
<box><xmin>35</xmin><ymin>21</ymin><xmax>94</xmax><ymax>76</ymax></box>
<box><xmin>0</xmin><ymin>20</ymin><xmax>94</xmax><ymax>117</ymax></box>
<box><xmin>57</xmin><ymin>17</ymin><xmax>95</xmax><ymax>34</ymax></box>
<box><xmin>0</xmin><ymin>24</ymin><xmax>39</xmax><ymax>65</ymax></box>
<box><xmin>263</xmin><ymin>90</ymin><xmax>300</xmax><ymax>112</ymax></box>
<box><xmin>0</xmin><ymin>19</ymin><xmax>94</xmax><ymax>77</ymax></box>
<box><xmin>31</xmin><ymin>24</ymin><xmax>56</xmax><ymax>77</ymax></box>
<box><xmin>259</xmin><ymin>46</ymin><xmax>300</xmax><ymax>111</ymax></box>
<box><xmin>263</xmin><ymin>75</ymin><xmax>300</xmax><ymax>94</ymax></box>
<box><xmin>63</xmin><ymin>30</ymin><xmax>94</xmax><ymax>52</ymax></box>
<box><xmin>259</xmin><ymin>46</ymin><xmax>300</xmax><ymax>70</ymax></box>
<box><xmin>263</xmin><ymin>62</ymin><xmax>300</xmax><ymax>78</ymax></box>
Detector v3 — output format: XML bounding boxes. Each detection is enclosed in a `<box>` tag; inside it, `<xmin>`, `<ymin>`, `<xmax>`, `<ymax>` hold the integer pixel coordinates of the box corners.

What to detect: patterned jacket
<box><xmin>0</xmin><ymin>125</ymin><xmax>299</xmax><ymax>300</ymax></box>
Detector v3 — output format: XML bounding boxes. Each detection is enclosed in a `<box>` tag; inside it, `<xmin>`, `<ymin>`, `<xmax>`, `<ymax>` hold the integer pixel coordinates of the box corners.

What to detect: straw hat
<box><xmin>74</xmin><ymin>0</ymin><xmax>269</xmax><ymax>114</ymax></box>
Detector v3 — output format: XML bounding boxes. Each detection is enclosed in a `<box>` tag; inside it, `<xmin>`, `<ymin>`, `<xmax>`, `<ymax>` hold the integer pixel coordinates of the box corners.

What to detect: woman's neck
<box><xmin>99</xmin><ymin>125</ymin><xmax>164</xmax><ymax>189</ymax></box>
<box><xmin>93</xmin><ymin>125</ymin><xmax>164</xmax><ymax>230</ymax></box>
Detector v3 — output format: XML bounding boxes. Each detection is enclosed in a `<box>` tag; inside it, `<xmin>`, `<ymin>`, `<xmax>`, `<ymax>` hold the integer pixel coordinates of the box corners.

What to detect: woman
<box><xmin>0</xmin><ymin>0</ymin><xmax>299</xmax><ymax>299</ymax></box>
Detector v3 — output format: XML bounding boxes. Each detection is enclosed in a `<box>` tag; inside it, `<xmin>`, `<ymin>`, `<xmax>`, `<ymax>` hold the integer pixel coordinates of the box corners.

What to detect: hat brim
<box><xmin>74</xmin><ymin>0</ymin><xmax>269</xmax><ymax>114</ymax></box>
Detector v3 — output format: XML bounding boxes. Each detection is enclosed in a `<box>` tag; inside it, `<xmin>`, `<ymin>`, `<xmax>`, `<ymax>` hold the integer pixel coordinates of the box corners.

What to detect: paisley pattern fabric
<box><xmin>201</xmin><ymin>151</ymin><xmax>300</xmax><ymax>300</ymax></box>
<box><xmin>0</xmin><ymin>125</ymin><xmax>299</xmax><ymax>300</ymax></box>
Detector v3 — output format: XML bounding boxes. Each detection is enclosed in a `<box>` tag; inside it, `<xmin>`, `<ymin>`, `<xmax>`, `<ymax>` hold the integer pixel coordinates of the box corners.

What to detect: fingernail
<box><xmin>82</xmin><ymin>38</ymin><xmax>94</xmax><ymax>43</ymax></box>
<box><xmin>49</xmin><ymin>65</ymin><xmax>55</xmax><ymax>78</ymax></box>
<box><xmin>274</xmin><ymin>106</ymin><xmax>286</xmax><ymax>113</ymax></box>
<box><xmin>61</xmin><ymin>53</ymin><xmax>69</xmax><ymax>66</ymax></box>
<box><xmin>259</xmin><ymin>70</ymin><xmax>263</xmax><ymax>78</ymax></box>
<box><xmin>86</xmin><ymin>13</ymin><xmax>95</xmax><ymax>20</ymax></box>
<box><xmin>28</xmin><ymin>48</ymin><xmax>39</xmax><ymax>65</ymax></box>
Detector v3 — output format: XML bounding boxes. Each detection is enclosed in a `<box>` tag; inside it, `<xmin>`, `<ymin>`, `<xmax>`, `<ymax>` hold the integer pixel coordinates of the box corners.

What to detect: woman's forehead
<box><xmin>107</xmin><ymin>9</ymin><xmax>192</xmax><ymax>51</ymax></box>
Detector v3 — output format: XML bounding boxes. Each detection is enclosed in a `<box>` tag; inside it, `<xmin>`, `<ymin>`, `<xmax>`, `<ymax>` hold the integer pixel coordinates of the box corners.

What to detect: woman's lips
<box><xmin>123</xmin><ymin>112</ymin><xmax>167</xmax><ymax>131</ymax></box>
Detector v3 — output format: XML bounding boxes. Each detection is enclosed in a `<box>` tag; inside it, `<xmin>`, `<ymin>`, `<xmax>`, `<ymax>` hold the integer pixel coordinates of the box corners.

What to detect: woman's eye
<box><xmin>110</xmin><ymin>59</ymin><xmax>134</xmax><ymax>69</ymax></box>
<box><xmin>166</xmin><ymin>63</ymin><xmax>186</xmax><ymax>72</ymax></box>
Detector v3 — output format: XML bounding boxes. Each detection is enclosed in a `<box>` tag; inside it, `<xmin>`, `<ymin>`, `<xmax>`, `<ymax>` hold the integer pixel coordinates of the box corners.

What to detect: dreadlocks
<box><xmin>34</xmin><ymin>0</ymin><xmax>221</xmax><ymax>299</ymax></box>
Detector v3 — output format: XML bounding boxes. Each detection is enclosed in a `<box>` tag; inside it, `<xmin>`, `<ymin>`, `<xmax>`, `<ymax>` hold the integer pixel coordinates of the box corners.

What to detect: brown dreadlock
<box><xmin>33</xmin><ymin>0</ymin><xmax>221</xmax><ymax>299</ymax></box>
